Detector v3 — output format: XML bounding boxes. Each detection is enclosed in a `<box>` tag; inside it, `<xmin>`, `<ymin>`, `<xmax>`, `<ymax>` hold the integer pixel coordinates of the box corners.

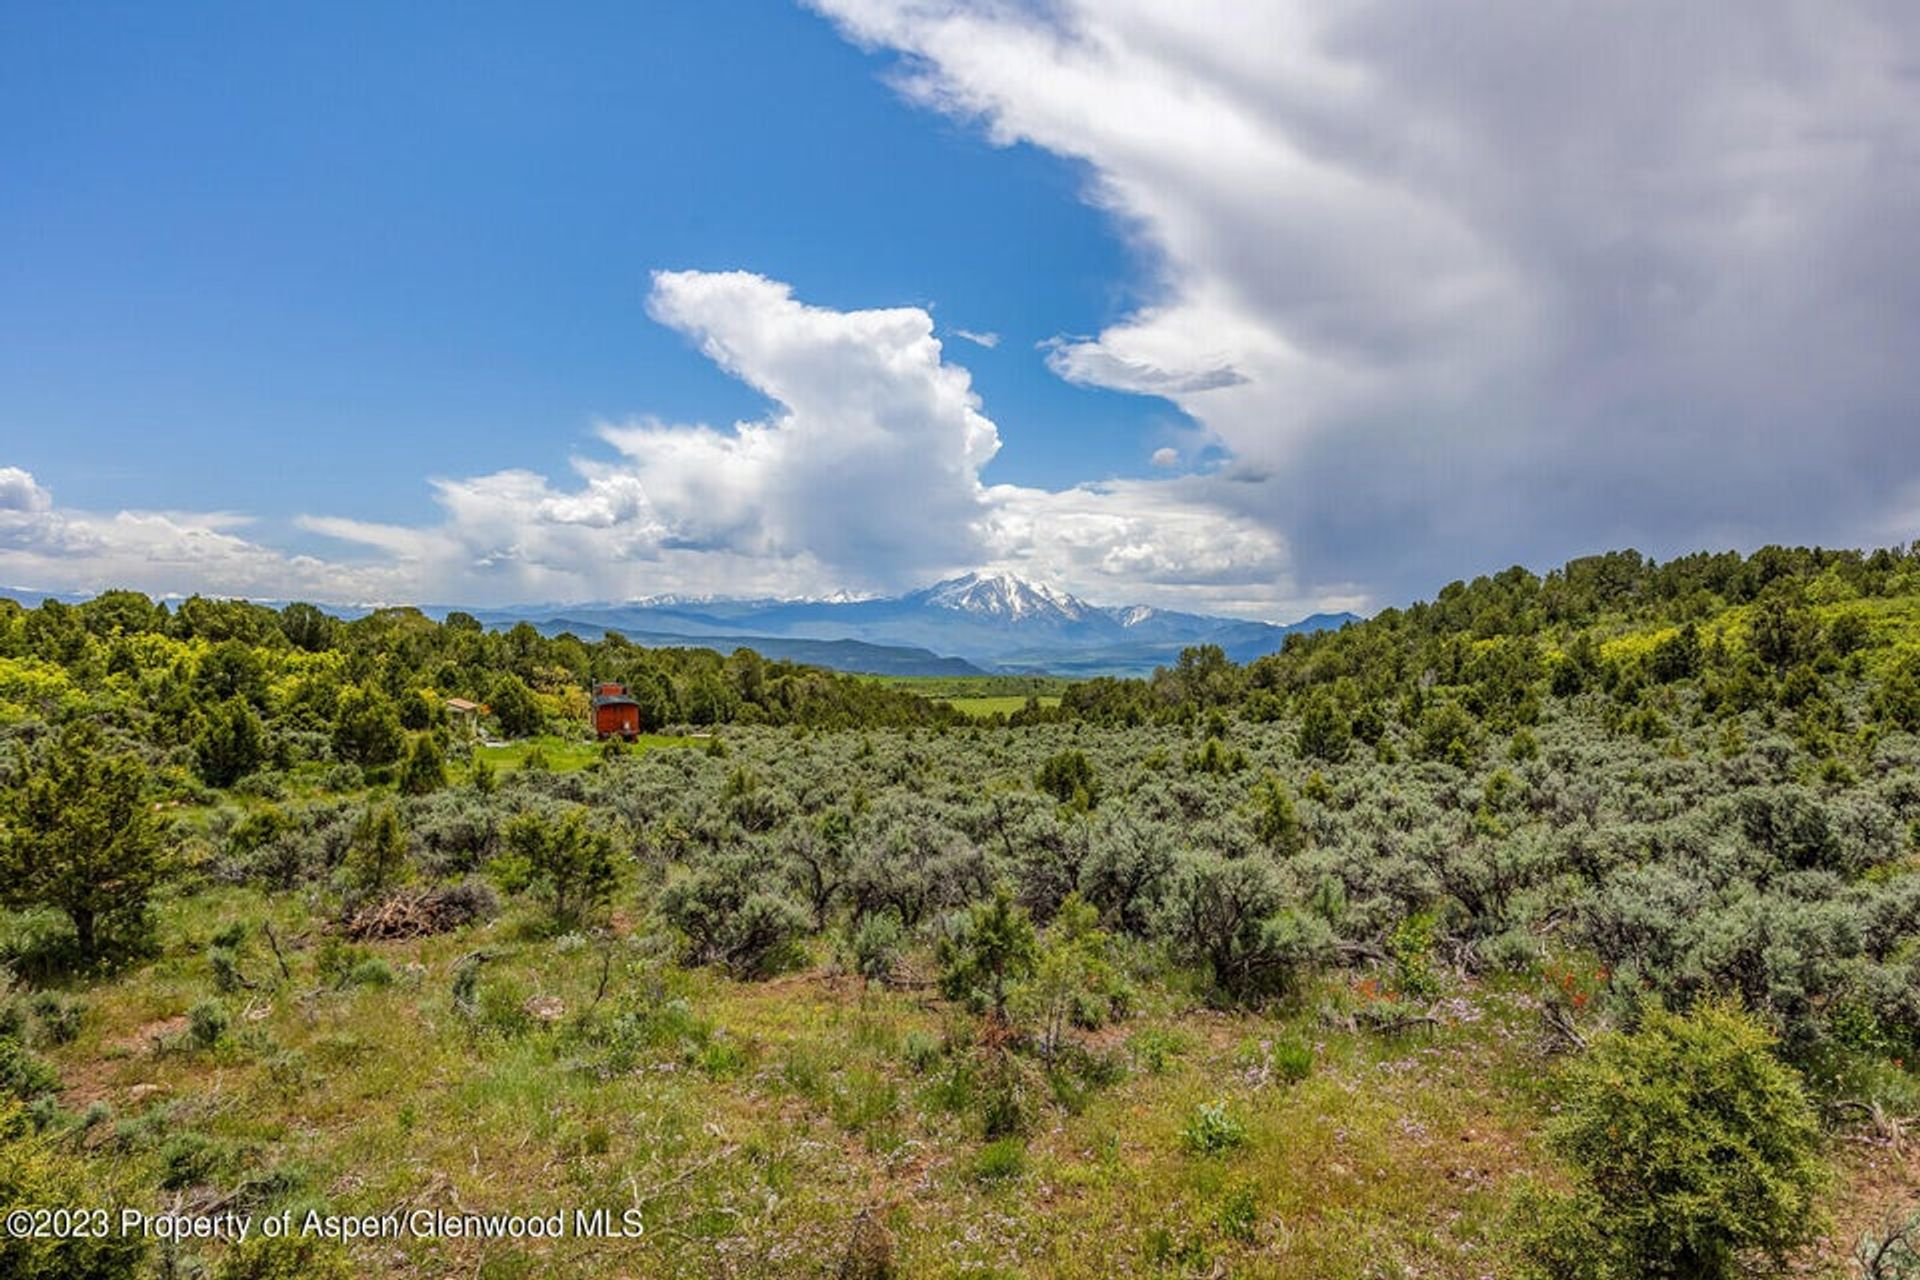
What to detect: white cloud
<box><xmin>0</xmin><ymin>468</ymin><xmax>53</xmax><ymax>516</ymax></box>
<box><xmin>981</xmin><ymin>477</ymin><xmax>1288</xmax><ymax>615</ymax></box>
<box><xmin>0</xmin><ymin>469</ymin><xmax>407</xmax><ymax>601</ymax></box>
<box><xmin>1150</xmin><ymin>447</ymin><xmax>1179</xmax><ymax>469</ymax></box>
<box><xmin>113</xmin><ymin>269</ymin><xmax>1296</xmax><ymax>615</ymax></box>
<box><xmin>952</xmin><ymin>328</ymin><xmax>999</xmax><ymax>349</ymax></box>
<box><xmin>815</xmin><ymin>0</ymin><xmax>1920</xmax><ymax>597</ymax></box>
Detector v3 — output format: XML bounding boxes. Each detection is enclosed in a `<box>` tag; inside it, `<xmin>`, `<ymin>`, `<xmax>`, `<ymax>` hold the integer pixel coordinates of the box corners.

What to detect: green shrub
<box><xmin>208</xmin><ymin>945</ymin><xmax>249</xmax><ymax>993</ymax></box>
<box><xmin>901</xmin><ymin>1030</ymin><xmax>942</xmax><ymax>1073</ymax></box>
<box><xmin>343</xmin><ymin>803</ymin><xmax>409</xmax><ymax>897</ymax></box>
<box><xmin>658</xmin><ymin>856</ymin><xmax>809</xmax><ymax>979</ymax></box>
<box><xmin>314</xmin><ymin>939</ymin><xmax>372</xmax><ymax>987</ymax></box>
<box><xmin>1159</xmin><ymin>852</ymin><xmax>1330</xmax><ymax>1007</ymax></box>
<box><xmin>1234</xmin><ymin>1034</ymin><xmax>1312</xmax><ymax>1085</ymax></box>
<box><xmin>26</xmin><ymin>992</ymin><xmax>81</xmax><ymax>1045</ymax></box>
<box><xmin>187</xmin><ymin>999</ymin><xmax>230</xmax><ymax>1049</ymax></box>
<box><xmin>347</xmin><ymin>958</ymin><xmax>395</xmax><ymax>988</ymax></box>
<box><xmin>1271</xmin><ymin>1036</ymin><xmax>1313</xmax><ymax>1083</ymax></box>
<box><xmin>1036</xmin><ymin>749</ymin><xmax>1099</xmax><ymax>809</ymax></box>
<box><xmin>1388</xmin><ymin>911</ymin><xmax>1441</xmax><ymax>1000</ymax></box>
<box><xmin>1180</xmin><ymin>1098</ymin><xmax>1248</xmax><ymax>1155</ymax></box>
<box><xmin>977</xmin><ymin>1049</ymin><xmax>1033</xmax><ymax>1139</ymax></box>
<box><xmin>0</xmin><ymin>1034</ymin><xmax>58</xmax><ymax>1102</ymax></box>
<box><xmin>503</xmin><ymin>807</ymin><xmax>618</xmax><ymax>929</ymax></box>
<box><xmin>936</xmin><ymin>887</ymin><xmax>1037</xmax><ymax>1021</ymax></box>
<box><xmin>0</xmin><ymin>722</ymin><xmax>165</xmax><ymax>961</ymax></box>
<box><xmin>0</xmin><ymin>1100</ymin><xmax>144</xmax><ymax>1279</ymax></box>
<box><xmin>213</xmin><ymin>1235</ymin><xmax>353</xmax><ymax>1280</ymax></box>
<box><xmin>1297</xmin><ymin>691</ymin><xmax>1351</xmax><ymax>762</ymax></box>
<box><xmin>194</xmin><ymin>698</ymin><xmax>268</xmax><ymax>788</ymax></box>
<box><xmin>1128</xmin><ymin>1027</ymin><xmax>1188</xmax><ymax>1075</ymax></box>
<box><xmin>1214</xmin><ymin>1183</ymin><xmax>1260</xmax><ymax>1243</ymax></box>
<box><xmin>398</xmin><ymin>732</ymin><xmax>447</xmax><ymax>796</ymax></box>
<box><xmin>1515</xmin><ymin>1001</ymin><xmax>1828</xmax><ymax>1279</ymax></box>
<box><xmin>849</xmin><ymin>912</ymin><xmax>902</xmax><ymax>985</ymax></box>
<box><xmin>159</xmin><ymin>1129</ymin><xmax>224</xmax><ymax>1189</ymax></box>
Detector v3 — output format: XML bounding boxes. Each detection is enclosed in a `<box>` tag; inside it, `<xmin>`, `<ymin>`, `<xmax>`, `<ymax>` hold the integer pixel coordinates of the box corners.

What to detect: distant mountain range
<box><xmin>462</xmin><ymin>572</ymin><xmax>1358</xmax><ymax>676</ymax></box>
<box><xmin>1</xmin><ymin>574</ymin><xmax>1359</xmax><ymax>676</ymax></box>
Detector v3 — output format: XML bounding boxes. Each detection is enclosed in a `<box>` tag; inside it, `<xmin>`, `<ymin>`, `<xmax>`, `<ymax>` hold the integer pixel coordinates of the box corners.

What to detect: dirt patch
<box><xmin>112</xmin><ymin>1014</ymin><xmax>188</xmax><ymax>1056</ymax></box>
<box><xmin>1803</xmin><ymin>1136</ymin><xmax>1920</xmax><ymax>1274</ymax></box>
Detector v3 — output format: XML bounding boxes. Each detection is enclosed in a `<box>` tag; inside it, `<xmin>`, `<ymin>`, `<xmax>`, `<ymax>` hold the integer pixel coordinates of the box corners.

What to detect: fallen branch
<box><xmin>1540</xmin><ymin>1001</ymin><xmax>1588</xmax><ymax>1054</ymax></box>
<box><xmin>261</xmin><ymin>920</ymin><xmax>293</xmax><ymax>982</ymax></box>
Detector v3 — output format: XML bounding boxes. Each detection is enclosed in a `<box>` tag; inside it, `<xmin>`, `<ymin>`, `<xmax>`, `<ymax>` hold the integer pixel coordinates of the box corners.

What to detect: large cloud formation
<box><xmin>817</xmin><ymin>0</ymin><xmax>1920</xmax><ymax>596</ymax></box>
<box><xmin>4</xmin><ymin>272</ymin><xmax>1291</xmax><ymax>613</ymax></box>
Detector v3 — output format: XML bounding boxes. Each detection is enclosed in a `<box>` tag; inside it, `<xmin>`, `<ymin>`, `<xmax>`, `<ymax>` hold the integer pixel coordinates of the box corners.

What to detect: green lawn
<box><xmin>941</xmin><ymin>694</ymin><xmax>1063</xmax><ymax>718</ymax></box>
<box><xmin>470</xmin><ymin>733</ymin><xmax>700</xmax><ymax>773</ymax></box>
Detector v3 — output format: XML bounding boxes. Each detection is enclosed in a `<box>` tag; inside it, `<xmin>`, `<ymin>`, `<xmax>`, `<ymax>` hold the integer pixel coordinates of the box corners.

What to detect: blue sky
<box><xmin>2</xmin><ymin>3</ymin><xmax>1172</xmax><ymax>533</ymax></box>
<box><xmin>4</xmin><ymin>3</ymin><xmax>1917</xmax><ymax>617</ymax></box>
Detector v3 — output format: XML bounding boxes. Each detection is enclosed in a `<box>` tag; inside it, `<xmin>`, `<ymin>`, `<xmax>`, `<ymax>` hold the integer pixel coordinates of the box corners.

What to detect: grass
<box><xmin>29</xmin><ymin>880</ymin><xmax>1572</xmax><ymax>1279</ymax></box>
<box><xmin>869</xmin><ymin>674</ymin><xmax>1074</xmax><ymax>699</ymax></box>
<box><xmin>17</xmin><ymin>886</ymin><xmax>1901</xmax><ymax>1278</ymax></box>
<box><xmin>468</xmin><ymin>733</ymin><xmax>699</xmax><ymax>774</ymax></box>
<box><xmin>940</xmin><ymin>694</ymin><xmax>1064</xmax><ymax>718</ymax></box>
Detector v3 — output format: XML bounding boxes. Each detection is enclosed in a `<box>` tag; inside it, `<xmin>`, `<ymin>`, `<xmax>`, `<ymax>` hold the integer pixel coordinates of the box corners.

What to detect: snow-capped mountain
<box><xmin>461</xmin><ymin>571</ymin><xmax>1358</xmax><ymax>676</ymax></box>
<box><xmin>913</xmin><ymin>572</ymin><xmax>1094</xmax><ymax>622</ymax></box>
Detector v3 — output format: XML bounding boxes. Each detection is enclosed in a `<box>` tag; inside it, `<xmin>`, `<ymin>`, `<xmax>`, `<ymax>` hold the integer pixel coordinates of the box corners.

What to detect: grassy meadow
<box><xmin>5</xmin><ymin>547</ymin><xmax>1920</xmax><ymax>1277</ymax></box>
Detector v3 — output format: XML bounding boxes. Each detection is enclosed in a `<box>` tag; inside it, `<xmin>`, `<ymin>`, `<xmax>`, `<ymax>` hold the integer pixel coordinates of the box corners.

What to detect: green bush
<box><xmin>503</xmin><ymin>807</ymin><xmax>618</xmax><ymax>929</ymax></box>
<box><xmin>1515</xmin><ymin>1001</ymin><xmax>1828</xmax><ymax>1279</ymax></box>
<box><xmin>0</xmin><ymin>1100</ymin><xmax>144</xmax><ymax>1279</ymax></box>
<box><xmin>936</xmin><ymin>887</ymin><xmax>1038</xmax><ymax>1021</ymax></box>
<box><xmin>658</xmin><ymin>856</ymin><xmax>809</xmax><ymax>979</ymax></box>
<box><xmin>194</xmin><ymin>697</ymin><xmax>267</xmax><ymax>787</ymax></box>
<box><xmin>187</xmin><ymin>998</ymin><xmax>230</xmax><ymax>1049</ymax></box>
<box><xmin>213</xmin><ymin>1235</ymin><xmax>353</xmax><ymax>1280</ymax></box>
<box><xmin>1159</xmin><ymin>852</ymin><xmax>1329</xmax><ymax>1007</ymax></box>
<box><xmin>0</xmin><ymin>1034</ymin><xmax>58</xmax><ymax>1102</ymax></box>
<box><xmin>1180</xmin><ymin>1098</ymin><xmax>1248</xmax><ymax>1155</ymax></box>
<box><xmin>848</xmin><ymin>912</ymin><xmax>902</xmax><ymax>985</ymax></box>
<box><xmin>0</xmin><ymin>722</ymin><xmax>164</xmax><ymax>961</ymax></box>
<box><xmin>1036</xmin><ymin>749</ymin><xmax>1099</xmax><ymax>809</ymax></box>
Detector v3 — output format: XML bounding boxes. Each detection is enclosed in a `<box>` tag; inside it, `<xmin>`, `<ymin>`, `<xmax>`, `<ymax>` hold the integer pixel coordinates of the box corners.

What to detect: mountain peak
<box><xmin>918</xmin><ymin>571</ymin><xmax>1091</xmax><ymax>621</ymax></box>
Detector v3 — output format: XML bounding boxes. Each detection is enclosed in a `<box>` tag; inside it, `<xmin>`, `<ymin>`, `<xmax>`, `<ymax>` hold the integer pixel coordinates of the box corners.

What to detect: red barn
<box><xmin>590</xmin><ymin>682</ymin><xmax>641</xmax><ymax>740</ymax></box>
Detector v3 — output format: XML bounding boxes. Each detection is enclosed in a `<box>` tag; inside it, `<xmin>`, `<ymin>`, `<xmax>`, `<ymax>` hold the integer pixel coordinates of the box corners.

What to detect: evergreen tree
<box><xmin>0</xmin><ymin>722</ymin><xmax>164</xmax><ymax>959</ymax></box>
<box><xmin>488</xmin><ymin>674</ymin><xmax>543</xmax><ymax>739</ymax></box>
<box><xmin>332</xmin><ymin>684</ymin><xmax>405</xmax><ymax>767</ymax></box>
<box><xmin>193</xmin><ymin>697</ymin><xmax>267</xmax><ymax>787</ymax></box>
<box><xmin>345</xmin><ymin>803</ymin><xmax>409</xmax><ymax>896</ymax></box>
<box><xmin>937</xmin><ymin>885</ymin><xmax>1038</xmax><ymax>1022</ymax></box>
<box><xmin>1297</xmin><ymin>690</ymin><xmax>1352</xmax><ymax>762</ymax></box>
<box><xmin>397</xmin><ymin>733</ymin><xmax>447</xmax><ymax>795</ymax></box>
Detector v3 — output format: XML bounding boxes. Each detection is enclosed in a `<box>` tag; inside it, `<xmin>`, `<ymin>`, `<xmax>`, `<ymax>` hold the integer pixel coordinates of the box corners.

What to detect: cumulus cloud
<box><xmin>816</xmin><ymin>0</ymin><xmax>1920</xmax><ymax>598</ymax></box>
<box><xmin>280</xmin><ymin>270</ymin><xmax>1301</xmax><ymax>613</ymax></box>
<box><xmin>10</xmin><ymin>270</ymin><xmax>1297</xmax><ymax>614</ymax></box>
<box><xmin>0</xmin><ymin>468</ymin><xmax>53</xmax><ymax>516</ymax></box>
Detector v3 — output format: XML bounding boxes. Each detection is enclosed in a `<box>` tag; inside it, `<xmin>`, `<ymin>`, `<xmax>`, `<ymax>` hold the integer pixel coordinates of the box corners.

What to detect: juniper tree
<box><xmin>0</xmin><ymin>722</ymin><xmax>164</xmax><ymax>960</ymax></box>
